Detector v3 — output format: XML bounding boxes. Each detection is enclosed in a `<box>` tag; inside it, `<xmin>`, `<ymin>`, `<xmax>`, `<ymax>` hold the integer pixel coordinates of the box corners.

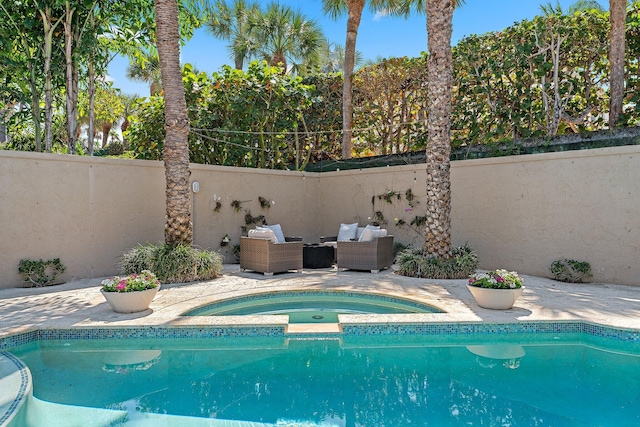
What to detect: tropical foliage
<box><xmin>0</xmin><ymin>0</ymin><xmax>204</xmax><ymax>154</ymax></box>
<box><xmin>127</xmin><ymin>61</ymin><xmax>342</xmax><ymax>169</ymax></box>
<box><xmin>3</xmin><ymin>3</ymin><xmax>640</xmax><ymax>160</ymax></box>
<box><xmin>120</xmin><ymin>243</ymin><xmax>224</xmax><ymax>284</ymax></box>
<box><xmin>396</xmin><ymin>245</ymin><xmax>478</xmax><ymax>279</ymax></box>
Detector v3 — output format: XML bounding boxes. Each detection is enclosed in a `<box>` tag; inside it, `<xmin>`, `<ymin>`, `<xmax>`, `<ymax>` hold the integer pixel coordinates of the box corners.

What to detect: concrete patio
<box><xmin>1</xmin><ymin>264</ymin><xmax>639</xmax><ymax>338</ymax></box>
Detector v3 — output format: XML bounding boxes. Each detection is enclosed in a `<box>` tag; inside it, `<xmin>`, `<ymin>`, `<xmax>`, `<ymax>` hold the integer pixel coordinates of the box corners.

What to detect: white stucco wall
<box><xmin>1</xmin><ymin>145</ymin><xmax>638</xmax><ymax>288</ymax></box>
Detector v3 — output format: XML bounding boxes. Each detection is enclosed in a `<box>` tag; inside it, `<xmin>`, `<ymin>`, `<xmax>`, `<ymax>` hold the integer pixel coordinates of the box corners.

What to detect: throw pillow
<box><xmin>263</xmin><ymin>224</ymin><xmax>286</xmax><ymax>243</ymax></box>
<box><xmin>337</xmin><ymin>222</ymin><xmax>358</xmax><ymax>241</ymax></box>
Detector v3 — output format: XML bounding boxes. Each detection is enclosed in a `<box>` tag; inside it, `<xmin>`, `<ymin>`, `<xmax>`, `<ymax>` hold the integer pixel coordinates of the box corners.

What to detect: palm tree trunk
<box><xmin>341</xmin><ymin>0</ymin><xmax>365</xmax><ymax>159</ymax></box>
<box><xmin>154</xmin><ymin>0</ymin><xmax>193</xmax><ymax>246</ymax></box>
<box><xmin>101</xmin><ymin>122</ymin><xmax>112</xmax><ymax>148</ymax></box>
<box><xmin>609</xmin><ymin>0</ymin><xmax>626</xmax><ymax>126</ymax></box>
<box><xmin>424</xmin><ymin>0</ymin><xmax>454</xmax><ymax>258</ymax></box>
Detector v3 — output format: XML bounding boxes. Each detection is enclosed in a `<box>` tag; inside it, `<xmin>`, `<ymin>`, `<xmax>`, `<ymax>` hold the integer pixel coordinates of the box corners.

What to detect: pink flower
<box><xmin>117</xmin><ymin>282</ymin><xmax>126</xmax><ymax>291</ymax></box>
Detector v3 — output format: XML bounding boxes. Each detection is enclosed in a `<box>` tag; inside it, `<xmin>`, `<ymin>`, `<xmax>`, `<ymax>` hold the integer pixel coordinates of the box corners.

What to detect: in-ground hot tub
<box><xmin>183</xmin><ymin>290</ymin><xmax>444</xmax><ymax>323</ymax></box>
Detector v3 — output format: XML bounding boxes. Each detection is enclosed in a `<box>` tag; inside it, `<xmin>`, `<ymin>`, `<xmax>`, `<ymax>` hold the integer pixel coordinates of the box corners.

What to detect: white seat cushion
<box><xmin>248</xmin><ymin>228</ymin><xmax>277</xmax><ymax>243</ymax></box>
<box><xmin>337</xmin><ymin>222</ymin><xmax>358</xmax><ymax>241</ymax></box>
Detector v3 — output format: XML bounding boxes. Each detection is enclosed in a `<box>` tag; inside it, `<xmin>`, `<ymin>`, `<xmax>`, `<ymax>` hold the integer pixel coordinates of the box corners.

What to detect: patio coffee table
<box><xmin>303</xmin><ymin>244</ymin><xmax>335</xmax><ymax>269</ymax></box>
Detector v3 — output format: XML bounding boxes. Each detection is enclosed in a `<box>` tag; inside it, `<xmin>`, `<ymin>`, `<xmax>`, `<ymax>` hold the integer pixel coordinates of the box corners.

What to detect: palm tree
<box><xmin>396</xmin><ymin>0</ymin><xmax>463</xmax><ymax>258</ymax></box>
<box><xmin>205</xmin><ymin>0</ymin><xmax>260</xmax><ymax>70</ymax></box>
<box><xmin>250</xmin><ymin>2</ymin><xmax>324</xmax><ymax>74</ymax></box>
<box><xmin>322</xmin><ymin>0</ymin><xmax>391</xmax><ymax>159</ymax></box>
<box><xmin>317</xmin><ymin>39</ymin><xmax>364</xmax><ymax>73</ymax></box>
<box><xmin>567</xmin><ymin>0</ymin><xmax>605</xmax><ymax>14</ymax></box>
<box><xmin>154</xmin><ymin>0</ymin><xmax>193</xmax><ymax>246</ymax></box>
<box><xmin>608</xmin><ymin>0</ymin><xmax>627</xmax><ymax>126</ymax></box>
<box><xmin>126</xmin><ymin>50</ymin><xmax>162</xmax><ymax>96</ymax></box>
<box><xmin>119</xmin><ymin>93</ymin><xmax>140</xmax><ymax>149</ymax></box>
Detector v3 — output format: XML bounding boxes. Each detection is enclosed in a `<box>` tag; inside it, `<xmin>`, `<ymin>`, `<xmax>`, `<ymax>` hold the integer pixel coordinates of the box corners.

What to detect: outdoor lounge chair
<box><xmin>321</xmin><ymin>223</ymin><xmax>394</xmax><ymax>273</ymax></box>
<box><xmin>336</xmin><ymin>235</ymin><xmax>394</xmax><ymax>273</ymax></box>
<box><xmin>239</xmin><ymin>225</ymin><xmax>302</xmax><ymax>275</ymax></box>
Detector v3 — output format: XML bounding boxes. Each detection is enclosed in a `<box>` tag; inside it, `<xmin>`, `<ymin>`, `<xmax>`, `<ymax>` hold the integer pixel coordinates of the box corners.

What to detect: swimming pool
<box><xmin>183</xmin><ymin>290</ymin><xmax>444</xmax><ymax>323</ymax></box>
<box><xmin>4</xmin><ymin>322</ymin><xmax>640</xmax><ymax>426</ymax></box>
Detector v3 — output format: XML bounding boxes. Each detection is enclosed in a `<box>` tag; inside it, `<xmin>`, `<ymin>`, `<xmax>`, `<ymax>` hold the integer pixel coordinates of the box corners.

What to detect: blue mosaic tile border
<box><xmin>1</xmin><ymin>321</ymin><xmax>639</xmax><ymax>350</ymax></box>
<box><xmin>340</xmin><ymin>321</ymin><xmax>640</xmax><ymax>342</ymax></box>
<box><xmin>0</xmin><ymin>352</ymin><xmax>29</xmax><ymax>426</ymax></box>
<box><xmin>0</xmin><ymin>326</ymin><xmax>285</xmax><ymax>350</ymax></box>
<box><xmin>183</xmin><ymin>289</ymin><xmax>444</xmax><ymax>316</ymax></box>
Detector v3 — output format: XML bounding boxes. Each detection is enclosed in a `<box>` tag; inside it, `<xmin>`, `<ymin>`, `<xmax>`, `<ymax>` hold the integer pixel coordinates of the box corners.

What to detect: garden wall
<box><xmin>1</xmin><ymin>145</ymin><xmax>638</xmax><ymax>288</ymax></box>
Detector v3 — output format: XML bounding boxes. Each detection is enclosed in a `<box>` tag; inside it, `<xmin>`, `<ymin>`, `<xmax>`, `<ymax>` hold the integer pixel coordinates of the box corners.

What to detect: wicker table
<box><xmin>303</xmin><ymin>244</ymin><xmax>335</xmax><ymax>269</ymax></box>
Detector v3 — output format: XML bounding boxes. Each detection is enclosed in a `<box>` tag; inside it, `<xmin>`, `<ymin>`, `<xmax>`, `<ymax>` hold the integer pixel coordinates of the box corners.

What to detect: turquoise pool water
<box><xmin>183</xmin><ymin>290</ymin><xmax>444</xmax><ymax>323</ymax></box>
<box><xmin>8</xmin><ymin>330</ymin><xmax>640</xmax><ymax>426</ymax></box>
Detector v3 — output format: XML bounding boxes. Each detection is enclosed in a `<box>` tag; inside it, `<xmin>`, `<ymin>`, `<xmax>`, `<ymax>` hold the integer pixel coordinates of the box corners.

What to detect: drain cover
<box><xmin>312</xmin><ymin>315</ymin><xmax>324</xmax><ymax>320</ymax></box>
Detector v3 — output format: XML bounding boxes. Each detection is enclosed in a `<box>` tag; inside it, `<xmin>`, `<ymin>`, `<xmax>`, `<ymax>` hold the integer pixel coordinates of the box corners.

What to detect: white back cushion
<box><xmin>357</xmin><ymin>225</ymin><xmax>380</xmax><ymax>242</ymax></box>
<box><xmin>337</xmin><ymin>222</ymin><xmax>358</xmax><ymax>241</ymax></box>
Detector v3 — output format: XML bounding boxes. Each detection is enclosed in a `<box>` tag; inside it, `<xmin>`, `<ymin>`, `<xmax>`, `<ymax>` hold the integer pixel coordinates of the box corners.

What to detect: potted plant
<box><xmin>100</xmin><ymin>270</ymin><xmax>160</xmax><ymax>313</ymax></box>
<box><xmin>467</xmin><ymin>269</ymin><xmax>524</xmax><ymax>309</ymax></box>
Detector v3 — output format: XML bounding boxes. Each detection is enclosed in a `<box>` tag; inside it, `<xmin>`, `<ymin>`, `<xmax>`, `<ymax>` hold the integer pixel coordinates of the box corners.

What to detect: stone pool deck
<box><xmin>1</xmin><ymin>264</ymin><xmax>639</xmax><ymax>337</ymax></box>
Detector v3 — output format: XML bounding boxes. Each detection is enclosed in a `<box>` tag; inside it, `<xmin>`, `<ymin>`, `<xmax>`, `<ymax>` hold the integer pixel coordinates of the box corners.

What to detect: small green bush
<box><xmin>120</xmin><ymin>243</ymin><xmax>223</xmax><ymax>284</ymax></box>
<box><xmin>18</xmin><ymin>258</ymin><xmax>66</xmax><ymax>287</ymax></box>
<box><xmin>549</xmin><ymin>259</ymin><xmax>592</xmax><ymax>283</ymax></box>
<box><xmin>393</xmin><ymin>242</ymin><xmax>409</xmax><ymax>259</ymax></box>
<box><xmin>396</xmin><ymin>245</ymin><xmax>478</xmax><ymax>279</ymax></box>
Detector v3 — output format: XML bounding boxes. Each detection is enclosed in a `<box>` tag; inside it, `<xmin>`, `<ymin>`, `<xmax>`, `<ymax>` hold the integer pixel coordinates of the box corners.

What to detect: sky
<box><xmin>107</xmin><ymin>0</ymin><xmax>608</xmax><ymax>96</ymax></box>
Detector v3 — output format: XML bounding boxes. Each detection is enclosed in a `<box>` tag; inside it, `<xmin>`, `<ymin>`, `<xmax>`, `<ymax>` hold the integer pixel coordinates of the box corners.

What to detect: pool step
<box><xmin>285</xmin><ymin>323</ymin><xmax>342</xmax><ymax>334</ymax></box>
<box><xmin>0</xmin><ymin>352</ymin><xmax>31</xmax><ymax>427</ymax></box>
<box><xmin>19</xmin><ymin>397</ymin><xmax>275</xmax><ymax>426</ymax></box>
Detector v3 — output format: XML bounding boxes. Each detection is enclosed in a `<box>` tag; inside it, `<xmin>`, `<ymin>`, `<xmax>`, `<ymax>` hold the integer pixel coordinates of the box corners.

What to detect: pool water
<box><xmin>9</xmin><ymin>333</ymin><xmax>640</xmax><ymax>426</ymax></box>
<box><xmin>183</xmin><ymin>291</ymin><xmax>444</xmax><ymax>323</ymax></box>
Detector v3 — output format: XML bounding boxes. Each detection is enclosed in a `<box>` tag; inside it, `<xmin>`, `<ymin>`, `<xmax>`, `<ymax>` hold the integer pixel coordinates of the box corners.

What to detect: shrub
<box><xmin>18</xmin><ymin>258</ymin><xmax>66</xmax><ymax>287</ymax></box>
<box><xmin>396</xmin><ymin>245</ymin><xmax>478</xmax><ymax>279</ymax></box>
<box><xmin>549</xmin><ymin>259</ymin><xmax>592</xmax><ymax>283</ymax></box>
<box><xmin>120</xmin><ymin>243</ymin><xmax>223</xmax><ymax>284</ymax></box>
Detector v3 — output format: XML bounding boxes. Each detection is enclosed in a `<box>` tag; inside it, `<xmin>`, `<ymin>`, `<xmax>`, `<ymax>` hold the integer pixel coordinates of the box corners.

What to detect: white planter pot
<box><xmin>100</xmin><ymin>286</ymin><xmax>160</xmax><ymax>313</ymax></box>
<box><xmin>466</xmin><ymin>285</ymin><xmax>523</xmax><ymax>310</ymax></box>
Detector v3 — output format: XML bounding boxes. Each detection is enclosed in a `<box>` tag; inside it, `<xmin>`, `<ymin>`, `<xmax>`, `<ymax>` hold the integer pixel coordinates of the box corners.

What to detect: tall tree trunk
<box><xmin>87</xmin><ymin>56</ymin><xmax>96</xmax><ymax>155</ymax></box>
<box><xmin>64</xmin><ymin>2</ymin><xmax>78</xmax><ymax>154</ymax></box>
<box><xmin>341</xmin><ymin>0</ymin><xmax>365</xmax><ymax>160</ymax></box>
<box><xmin>155</xmin><ymin>0</ymin><xmax>193</xmax><ymax>246</ymax></box>
<box><xmin>27</xmin><ymin>65</ymin><xmax>42</xmax><ymax>152</ymax></box>
<box><xmin>609</xmin><ymin>0</ymin><xmax>626</xmax><ymax>126</ymax></box>
<box><xmin>101</xmin><ymin>122</ymin><xmax>112</xmax><ymax>147</ymax></box>
<box><xmin>424</xmin><ymin>0</ymin><xmax>454</xmax><ymax>258</ymax></box>
<box><xmin>38</xmin><ymin>6</ymin><xmax>60</xmax><ymax>153</ymax></box>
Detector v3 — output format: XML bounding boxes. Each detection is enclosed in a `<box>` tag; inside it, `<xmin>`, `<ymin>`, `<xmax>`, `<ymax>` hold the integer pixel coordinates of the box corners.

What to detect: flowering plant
<box><xmin>101</xmin><ymin>270</ymin><xmax>159</xmax><ymax>293</ymax></box>
<box><xmin>468</xmin><ymin>269</ymin><xmax>523</xmax><ymax>289</ymax></box>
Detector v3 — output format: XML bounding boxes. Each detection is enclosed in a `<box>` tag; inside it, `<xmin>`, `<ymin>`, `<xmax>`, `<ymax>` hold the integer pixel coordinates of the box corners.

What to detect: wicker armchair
<box><xmin>336</xmin><ymin>235</ymin><xmax>394</xmax><ymax>273</ymax></box>
<box><xmin>240</xmin><ymin>236</ymin><xmax>303</xmax><ymax>276</ymax></box>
